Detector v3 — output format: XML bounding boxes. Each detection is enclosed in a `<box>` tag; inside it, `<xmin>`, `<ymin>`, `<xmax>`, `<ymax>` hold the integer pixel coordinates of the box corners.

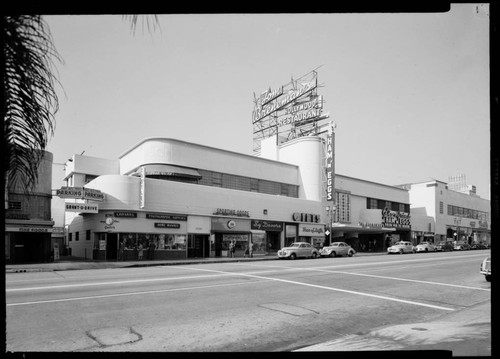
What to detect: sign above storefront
<box><xmin>65</xmin><ymin>203</ymin><xmax>99</xmax><ymax>213</ymax></box>
<box><xmin>56</xmin><ymin>186</ymin><xmax>105</xmax><ymax>201</ymax></box>
<box><xmin>155</xmin><ymin>223</ymin><xmax>181</xmax><ymax>229</ymax></box>
<box><xmin>6</xmin><ymin>226</ymin><xmax>54</xmax><ymax>233</ymax></box>
<box><xmin>114</xmin><ymin>211</ymin><xmax>137</xmax><ymax>218</ymax></box>
<box><xmin>251</xmin><ymin>220</ymin><xmax>283</xmax><ymax>231</ymax></box>
<box><xmin>381</xmin><ymin>208</ymin><xmax>411</xmax><ymax>230</ymax></box>
<box><xmin>292</xmin><ymin>212</ymin><xmax>320</xmax><ymax>223</ymax></box>
<box><xmin>298</xmin><ymin>224</ymin><xmax>325</xmax><ymax>237</ymax></box>
<box><xmin>147</xmin><ymin>213</ymin><xmax>187</xmax><ymax>221</ymax></box>
<box><xmin>213</xmin><ymin>208</ymin><xmax>250</xmax><ymax>217</ymax></box>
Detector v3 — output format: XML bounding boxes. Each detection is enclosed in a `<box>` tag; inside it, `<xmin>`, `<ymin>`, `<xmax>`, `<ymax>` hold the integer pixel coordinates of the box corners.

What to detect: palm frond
<box><xmin>3</xmin><ymin>15</ymin><xmax>63</xmax><ymax>193</ymax></box>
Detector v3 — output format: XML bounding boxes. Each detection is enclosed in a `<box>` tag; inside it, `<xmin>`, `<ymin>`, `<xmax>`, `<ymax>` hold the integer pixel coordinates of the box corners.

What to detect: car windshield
<box><xmin>289</xmin><ymin>243</ymin><xmax>300</xmax><ymax>248</ymax></box>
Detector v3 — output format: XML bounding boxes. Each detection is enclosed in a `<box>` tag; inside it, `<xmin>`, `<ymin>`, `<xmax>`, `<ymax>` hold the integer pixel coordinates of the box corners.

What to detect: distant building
<box><xmin>401</xmin><ymin>179</ymin><xmax>490</xmax><ymax>245</ymax></box>
<box><xmin>5</xmin><ymin>151</ymin><xmax>54</xmax><ymax>263</ymax></box>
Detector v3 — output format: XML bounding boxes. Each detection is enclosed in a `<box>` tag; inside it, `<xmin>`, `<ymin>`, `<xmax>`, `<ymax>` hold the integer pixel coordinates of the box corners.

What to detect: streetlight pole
<box><xmin>454</xmin><ymin>217</ymin><xmax>461</xmax><ymax>242</ymax></box>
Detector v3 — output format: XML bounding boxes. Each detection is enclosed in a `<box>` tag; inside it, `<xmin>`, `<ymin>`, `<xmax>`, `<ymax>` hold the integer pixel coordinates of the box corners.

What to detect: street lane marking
<box><xmin>309</xmin><ymin>269</ymin><xmax>491</xmax><ymax>292</ymax></box>
<box><xmin>6</xmin><ymin>279</ymin><xmax>271</xmax><ymax>307</ymax></box>
<box><xmin>6</xmin><ymin>268</ymin><xmax>298</xmax><ymax>292</ymax></box>
<box><xmin>178</xmin><ymin>266</ymin><xmax>455</xmax><ymax>311</ymax></box>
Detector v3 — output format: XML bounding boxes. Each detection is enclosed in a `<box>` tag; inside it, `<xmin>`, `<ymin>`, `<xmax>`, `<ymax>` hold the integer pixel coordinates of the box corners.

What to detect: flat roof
<box><xmin>118</xmin><ymin>137</ymin><xmax>299</xmax><ymax>168</ymax></box>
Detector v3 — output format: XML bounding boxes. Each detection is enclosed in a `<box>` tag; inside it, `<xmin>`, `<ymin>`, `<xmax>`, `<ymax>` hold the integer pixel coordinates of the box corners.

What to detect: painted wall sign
<box><xmin>292</xmin><ymin>212</ymin><xmax>320</xmax><ymax>223</ymax></box>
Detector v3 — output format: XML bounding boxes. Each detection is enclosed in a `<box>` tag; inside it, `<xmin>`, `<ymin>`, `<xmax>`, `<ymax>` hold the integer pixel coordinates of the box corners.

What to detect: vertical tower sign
<box><xmin>326</xmin><ymin>122</ymin><xmax>335</xmax><ymax>202</ymax></box>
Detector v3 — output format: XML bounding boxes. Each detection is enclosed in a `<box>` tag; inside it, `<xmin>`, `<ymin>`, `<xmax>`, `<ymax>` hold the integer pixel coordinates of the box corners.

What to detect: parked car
<box><xmin>387</xmin><ymin>241</ymin><xmax>415</xmax><ymax>254</ymax></box>
<box><xmin>470</xmin><ymin>243</ymin><xmax>488</xmax><ymax>250</ymax></box>
<box><xmin>454</xmin><ymin>242</ymin><xmax>471</xmax><ymax>251</ymax></box>
<box><xmin>277</xmin><ymin>242</ymin><xmax>319</xmax><ymax>260</ymax></box>
<box><xmin>414</xmin><ymin>242</ymin><xmax>437</xmax><ymax>253</ymax></box>
<box><xmin>436</xmin><ymin>241</ymin><xmax>454</xmax><ymax>251</ymax></box>
<box><xmin>319</xmin><ymin>242</ymin><xmax>356</xmax><ymax>257</ymax></box>
<box><xmin>480</xmin><ymin>257</ymin><xmax>491</xmax><ymax>282</ymax></box>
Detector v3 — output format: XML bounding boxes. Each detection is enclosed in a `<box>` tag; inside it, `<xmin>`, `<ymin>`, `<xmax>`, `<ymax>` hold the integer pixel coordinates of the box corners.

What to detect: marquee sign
<box><xmin>381</xmin><ymin>208</ymin><xmax>411</xmax><ymax>229</ymax></box>
<box><xmin>252</xmin><ymin>70</ymin><xmax>330</xmax><ymax>152</ymax></box>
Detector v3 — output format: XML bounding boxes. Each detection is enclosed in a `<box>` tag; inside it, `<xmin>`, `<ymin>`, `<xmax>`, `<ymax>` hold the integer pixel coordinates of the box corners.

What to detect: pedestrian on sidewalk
<box><xmin>248</xmin><ymin>240</ymin><xmax>253</xmax><ymax>258</ymax></box>
<box><xmin>148</xmin><ymin>239</ymin><xmax>156</xmax><ymax>260</ymax></box>
<box><xmin>138</xmin><ymin>243</ymin><xmax>144</xmax><ymax>260</ymax></box>
<box><xmin>118</xmin><ymin>240</ymin><xmax>125</xmax><ymax>261</ymax></box>
<box><xmin>228</xmin><ymin>241</ymin><xmax>234</xmax><ymax>258</ymax></box>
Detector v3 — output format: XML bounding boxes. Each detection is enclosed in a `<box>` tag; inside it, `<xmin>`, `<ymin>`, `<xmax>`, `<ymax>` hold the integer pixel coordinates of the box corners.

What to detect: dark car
<box><xmin>436</xmin><ymin>241</ymin><xmax>454</xmax><ymax>252</ymax></box>
<box><xmin>454</xmin><ymin>242</ymin><xmax>471</xmax><ymax>251</ymax></box>
<box><xmin>471</xmin><ymin>243</ymin><xmax>487</xmax><ymax>250</ymax></box>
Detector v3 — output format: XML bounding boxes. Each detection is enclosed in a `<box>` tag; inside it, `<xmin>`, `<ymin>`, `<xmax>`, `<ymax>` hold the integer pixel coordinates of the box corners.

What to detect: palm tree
<box><xmin>3</xmin><ymin>15</ymin><xmax>160</xmax><ymax>198</ymax></box>
<box><xmin>3</xmin><ymin>15</ymin><xmax>62</xmax><ymax>195</ymax></box>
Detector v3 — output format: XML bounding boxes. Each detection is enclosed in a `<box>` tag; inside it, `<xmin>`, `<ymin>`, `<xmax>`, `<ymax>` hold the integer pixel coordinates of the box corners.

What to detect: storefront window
<box><xmin>285</xmin><ymin>224</ymin><xmax>297</xmax><ymax>246</ymax></box>
<box><xmin>164</xmin><ymin>234</ymin><xmax>187</xmax><ymax>250</ymax></box>
<box><xmin>250</xmin><ymin>230</ymin><xmax>266</xmax><ymax>254</ymax></box>
<box><xmin>223</xmin><ymin>234</ymin><xmax>249</xmax><ymax>251</ymax></box>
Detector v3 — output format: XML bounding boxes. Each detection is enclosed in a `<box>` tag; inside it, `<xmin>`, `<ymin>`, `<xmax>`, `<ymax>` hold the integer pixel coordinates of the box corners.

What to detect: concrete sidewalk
<box><xmin>5</xmin><ymin>252</ymin><xmax>385</xmax><ymax>273</ymax></box>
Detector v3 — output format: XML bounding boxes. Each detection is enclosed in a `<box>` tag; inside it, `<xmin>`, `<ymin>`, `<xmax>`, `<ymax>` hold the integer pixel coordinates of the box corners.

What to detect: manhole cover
<box><xmin>88</xmin><ymin>327</ymin><xmax>141</xmax><ymax>346</ymax></box>
<box><xmin>260</xmin><ymin>303</ymin><xmax>318</xmax><ymax>316</ymax></box>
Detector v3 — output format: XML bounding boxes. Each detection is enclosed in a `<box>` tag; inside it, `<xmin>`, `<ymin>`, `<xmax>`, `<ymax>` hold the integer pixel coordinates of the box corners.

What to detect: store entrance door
<box><xmin>107</xmin><ymin>233</ymin><xmax>118</xmax><ymax>260</ymax></box>
<box><xmin>267</xmin><ymin>231</ymin><xmax>281</xmax><ymax>254</ymax></box>
<box><xmin>188</xmin><ymin>234</ymin><xmax>210</xmax><ymax>258</ymax></box>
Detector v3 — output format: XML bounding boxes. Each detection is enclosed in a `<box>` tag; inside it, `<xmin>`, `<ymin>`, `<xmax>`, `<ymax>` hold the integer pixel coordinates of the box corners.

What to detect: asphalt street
<box><xmin>5</xmin><ymin>250</ymin><xmax>491</xmax><ymax>355</ymax></box>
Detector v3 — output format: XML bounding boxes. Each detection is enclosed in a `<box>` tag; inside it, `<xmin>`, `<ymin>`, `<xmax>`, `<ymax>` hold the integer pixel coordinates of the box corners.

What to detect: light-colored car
<box><xmin>414</xmin><ymin>242</ymin><xmax>437</xmax><ymax>253</ymax></box>
<box><xmin>387</xmin><ymin>241</ymin><xmax>415</xmax><ymax>254</ymax></box>
<box><xmin>320</xmin><ymin>242</ymin><xmax>356</xmax><ymax>257</ymax></box>
<box><xmin>480</xmin><ymin>257</ymin><xmax>491</xmax><ymax>282</ymax></box>
<box><xmin>277</xmin><ymin>242</ymin><xmax>319</xmax><ymax>260</ymax></box>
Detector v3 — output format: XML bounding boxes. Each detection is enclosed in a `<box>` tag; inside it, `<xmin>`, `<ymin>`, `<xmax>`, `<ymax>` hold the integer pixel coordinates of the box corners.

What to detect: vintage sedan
<box><xmin>414</xmin><ymin>242</ymin><xmax>437</xmax><ymax>253</ymax></box>
<box><xmin>480</xmin><ymin>257</ymin><xmax>491</xmax><ymax>282</ymax></box>
<box><xmin>387</xmin><ymin>241</ymin><xmax>415</xmax><ymax>254</ymax></box>
<box><xmin>277</xmin><ymin>242</ymin><xmax>319</xmax><ymax>260</ymax></box>
<box><xmin>436</xmin><ymin>241</ymin><xmax>454</xmax><ymax>251</ymax></box>
<box><xmin>454</xmin><ymin>242</ymin><xmax>471</xmax><ymax>251</ymax></box>
<box><xmin>319</xmin><ymin>242</ymin><xmax>356</xmax><ymax>257</ymax></box>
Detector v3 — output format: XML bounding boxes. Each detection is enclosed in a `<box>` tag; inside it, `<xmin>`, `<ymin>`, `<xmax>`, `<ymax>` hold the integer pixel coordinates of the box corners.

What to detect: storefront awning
<box><xmin>331</xmin><ymin>224</ymin><xmax>396</xmax><ymax>234</ymax></box>
<box><xmin>134</xmin><ymin>164</ymin><xmax>201</xmax><ymax>179</ymax></box>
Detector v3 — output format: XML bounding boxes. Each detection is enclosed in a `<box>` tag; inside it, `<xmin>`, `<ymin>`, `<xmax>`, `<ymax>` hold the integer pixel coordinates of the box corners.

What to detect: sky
<box><xmin>44</xmin><ymin>4</ymin><xmax>491</xmax><ymax>200</ymax></box>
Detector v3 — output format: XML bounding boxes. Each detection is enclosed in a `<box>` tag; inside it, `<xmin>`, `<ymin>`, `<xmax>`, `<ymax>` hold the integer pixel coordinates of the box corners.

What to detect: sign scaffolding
<box><xmin>252</xmin><ymin>69</ymin><xmax>330</xmax><ymax>153</ymax></box>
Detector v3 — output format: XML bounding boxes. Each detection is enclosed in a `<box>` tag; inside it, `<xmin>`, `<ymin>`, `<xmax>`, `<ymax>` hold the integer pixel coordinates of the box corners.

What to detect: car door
<box><xmin>298</xmin><ymin>243</ymin><xmax>307</xmax><ymax>257</ymax></box>
<box><xmin>338</xmin><ymin>242</ymin><xmax>346</xmax><ymax>256</ymax></box>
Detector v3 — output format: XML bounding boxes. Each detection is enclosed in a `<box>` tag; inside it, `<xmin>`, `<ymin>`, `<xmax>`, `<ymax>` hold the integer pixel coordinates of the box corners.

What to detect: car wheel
<box><xmin>399</xmin><ymin>249</ymin><xmax>404</xmax><ymax>254</ymax></box>
<box><xmin>290</xmin><ymin>253</ymin><xmax>296</xmax><ymax>260</ymax></box>
<box><xmin>329</xmin><ymin>251</ymin><xmax>336</xmax><ymax>257</ymax></box>
<box><xmin>312</xmin><ymin>252</ymin><xmax>318</xmax><ymax>259</ymax></box>
<box><xmin>348</xmin><ymin>251</ymin><xmax>354</xmax><ymax>257</ymax></box>
<box><xmin>485</xmin><ymin>275</ymin><xmax>491</xmax><ymax>282</ymax></box>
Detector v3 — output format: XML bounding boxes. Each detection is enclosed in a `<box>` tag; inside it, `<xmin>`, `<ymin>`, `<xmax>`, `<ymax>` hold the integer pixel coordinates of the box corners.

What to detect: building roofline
<box><xmin>118</xmin><ymin>137</ymin><xmax>299</xmax><ymax>168</ymax></box>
